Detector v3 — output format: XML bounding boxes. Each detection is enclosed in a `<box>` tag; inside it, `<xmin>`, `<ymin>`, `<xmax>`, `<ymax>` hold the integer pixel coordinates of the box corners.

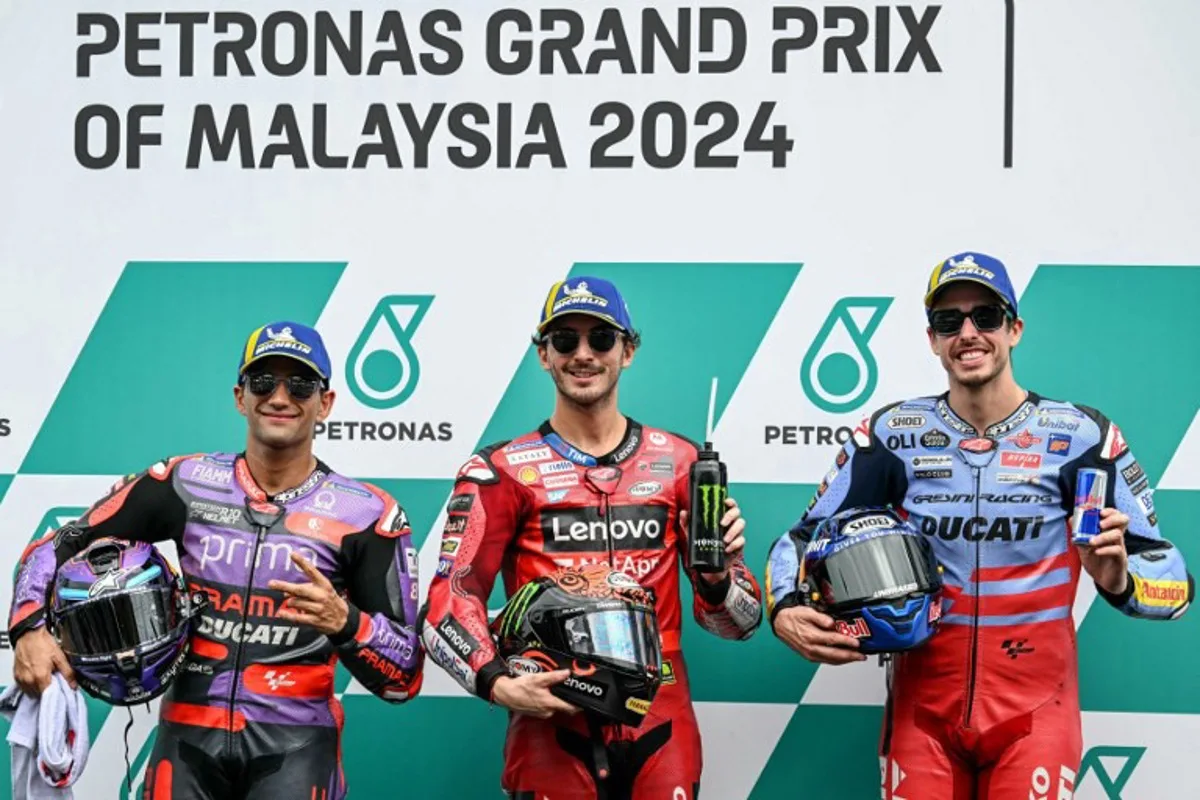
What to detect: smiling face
<box><xmin>234</xmin><ymin>356</ymin><xmax>335</xmax><ymax>451</ymax></box>
<box><xmin>926</xmin><ymin>283</ymin><xmax>1024</xmax><ymax>390</ymax></box>
<box><xmin>537</xmin><ymin>315</ymin><xmax>636</xmax><ymax>409</ymax></box>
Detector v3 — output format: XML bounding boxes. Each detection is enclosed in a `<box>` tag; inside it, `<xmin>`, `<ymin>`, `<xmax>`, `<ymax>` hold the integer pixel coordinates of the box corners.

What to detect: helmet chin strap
<box><xmin>586</xmin><ymin>713</ymin><xmax>612</xmax><ymax>797</ymax></box>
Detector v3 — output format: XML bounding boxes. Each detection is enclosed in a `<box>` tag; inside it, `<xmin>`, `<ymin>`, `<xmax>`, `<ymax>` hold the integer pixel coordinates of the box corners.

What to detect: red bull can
<box><xmin>1071</xmin><ymin>468</ymin><xmax>1108</xmax><ymax>544</ymax></box>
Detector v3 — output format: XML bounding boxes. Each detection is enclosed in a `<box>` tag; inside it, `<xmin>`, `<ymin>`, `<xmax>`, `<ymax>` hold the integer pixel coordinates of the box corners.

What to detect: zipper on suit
<box><xmin>227</xmin><ymin>523</ymin><xmax>267</xmax><ymax>753</ymax></box>
<box><xmin>962</xmin><ymin>467</ymin><xmax>983</xmax><ymax>728</ymax></box>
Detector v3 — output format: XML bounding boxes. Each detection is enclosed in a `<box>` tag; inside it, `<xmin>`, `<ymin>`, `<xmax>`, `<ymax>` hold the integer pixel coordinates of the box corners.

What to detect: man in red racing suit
<box><xmin>420</xmin><ymin>277</ymin><xmax>763</xmax><ymax>800</ymax></box>
<box><xmin>767</xmin><ymin>253</ymin><xmax>1194</xmax><ymax>799</ymax></box>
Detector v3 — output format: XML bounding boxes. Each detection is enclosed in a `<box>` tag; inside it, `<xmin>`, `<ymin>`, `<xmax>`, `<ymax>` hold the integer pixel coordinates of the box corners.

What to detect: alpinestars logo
<box><xmin>317</xmin><ymin>294</ymin><xmax>454</xmax><ymax>443</ymax></box>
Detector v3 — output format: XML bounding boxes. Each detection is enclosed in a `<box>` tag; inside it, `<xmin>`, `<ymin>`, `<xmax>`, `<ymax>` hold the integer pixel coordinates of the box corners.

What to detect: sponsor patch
<box><xmin>545</xmin><ymin>489</ymin><xmax>570</xmax><ymax>503</ymax></box>
<box><xmin>447</xmin><ymin>493</ymin><xmax>474</xmax><ymax>514</ymax></box>
<box><xmin>436</xmin><ymin>557</ymin><xmax>454</xmax><ymax>578</ymax></box>
<box><xmin>504</xmin><ymin>439</ymin><xmax>547</xmax><ymax>453</ymax></box>
<box><xmin>887</xmin><ymin>414</ymin><xmax>926</xmax><ymax>430</ymax></box>
<box><xmin>506</xmin><ymin>447</ymin><xmax>552</xmax><ymax>465</ymax></box>
<box><xmin>628</xmin><ymin>481</ymin><xmax>662</xmax><ymax>497</ymax></box>
<box><xmin>911</xmin><ymin>456</ymin><xmax>952</xmax><ymax>468</ymax></box>
<box><xmin>443</xmin><ymin>516</ymin><xmax>467</xmax><ymax>535</ymax></box>
<box><xmin>517</xmin><ymin>466</ymin><xmax>540</xmax><ymax>484</ymax></box>
<box><xmin>440</xmin><ymin>539</ymin><xmax>460</xmax><ymax>555</ymax></box>
<box><xmin>544</xmin><ymin>473</ymin><xmax>581</xmax><ymax>489</ymax></box>
<box><xmin>921</xmin><ymin>430</ymin><xmax>951</xmax><ymax>450</ymax></box>
<box><xmin>1006</xmin><ymin>429</ymin><xmax>1042</xmax><ymax>449</ymax></box>
<box><xmin>1046</xmin><ymin>434</ymin><xmax>1072</xmax><ymax>454</ymax></box>
<box><xmin>1121</xmin><ymin>461</ymin><xmax>1146</xmax><ymax>488</ymax></box>
<box><xmin>542</xmin><ymin>505</ymin><xmax>669</xmax><ymax>553</ymax></box>
<box><xmin>997</xmin><ymin>472</ymin><xmax>1041</xmax><ymax>485</ymax></box>
<box><xmin>539</xmin><ymin>460</ymin><xmax>575</xmax><ymax>475</ymax></box>
<box><xmin>1000</xmin><ymin>452</ymin><xmax>1042</xmax><ymax>469</ymax></box>
<box><xmin>1133</xmin><ymin>578</ymin><xmax>1189</xmax><ymax>608</ymax></box>
<box><xmin>647</xmin><ymin>431</ymin><xmax>669</xmax><ymax>447</ymax></box>
<box><xmin>914</xmin><ymin>469</ymin><xmax>953</xmax><ymax>479</ymax></box>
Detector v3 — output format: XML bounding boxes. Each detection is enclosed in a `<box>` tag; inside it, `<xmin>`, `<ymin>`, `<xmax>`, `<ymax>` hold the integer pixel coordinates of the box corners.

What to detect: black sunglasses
<box><xmin>543</xmin><ymin>327</ymin><xmax>621</xmax><ymax>355</ymax></box>
<box><xmin>928</xmin><ymin>304</ymin><xmax>1011</xmax><ymax>337</ymax></box>
<box><xmin>242</xmin><ymin>372</ymin><xmax>323</xmax><ymax>400</ymax></box>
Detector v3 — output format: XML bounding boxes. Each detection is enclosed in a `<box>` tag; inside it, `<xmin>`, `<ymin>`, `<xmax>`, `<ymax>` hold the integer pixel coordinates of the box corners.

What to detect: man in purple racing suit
<box><xmin>9</xmin><ymin>321</ymin><xmax>424</xmax><ymax>800</ymax></box>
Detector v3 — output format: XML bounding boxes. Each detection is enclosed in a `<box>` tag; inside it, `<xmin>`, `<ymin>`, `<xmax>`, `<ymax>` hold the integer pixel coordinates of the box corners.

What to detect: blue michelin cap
<box><xmin>237</xmin><ymin>321</ymin><xmax>332</xmax><ymax>383</ymax></box>
<box><xmin>924</xmin><ymin>252</ymin><xmax>1019</xmax><ymax>316</ymax></box>
<box><xmin>537</xmin><ymin>276</ymin><xmax>636</xmax><ymax>335</ymax></box>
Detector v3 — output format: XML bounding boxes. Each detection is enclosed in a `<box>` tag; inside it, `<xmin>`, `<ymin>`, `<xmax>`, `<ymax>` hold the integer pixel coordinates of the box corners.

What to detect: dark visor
<box><xmin>55</xmin><ymin>587</ymin><xmax>179</xmax><ymax>657</ymax></box>
<box><xmin>562</xmin><ymin>608</ymin><xmax>661</xmax><ymax>673</ymax></box>
<box><xmin>812</xmin><ymin>533</ymin><xmax>941</xmax><ymax>610</ymax></box>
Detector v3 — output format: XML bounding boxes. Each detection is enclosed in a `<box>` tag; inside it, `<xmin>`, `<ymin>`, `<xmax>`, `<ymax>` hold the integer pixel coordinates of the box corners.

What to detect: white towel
<box><xmin>0</xmin><ymin>673</ymin><xmax>90</xmax><ymax>799</ymax></box>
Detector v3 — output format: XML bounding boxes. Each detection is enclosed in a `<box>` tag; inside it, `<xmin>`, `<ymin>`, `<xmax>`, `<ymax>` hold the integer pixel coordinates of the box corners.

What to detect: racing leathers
<box><xmin>420</xmin><ymin>418</ymin><xmax>763</xmax><ymax>800</ymax></box>
<box><xmin>766</xmin><ymin>393</ymin><xmax>1194</xmax><ymax>800</ymax></box>
<box><xmin>8</xmin><ymin>452</ymin><xmax>424</xmax><ymax>800</ymax></box>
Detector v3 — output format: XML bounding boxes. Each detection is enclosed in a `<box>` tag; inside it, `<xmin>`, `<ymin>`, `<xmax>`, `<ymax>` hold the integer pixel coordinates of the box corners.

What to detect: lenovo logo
<box><xmin>541</xmin><ymin>506</ymin><xmax>669</xmax><ymax>553</ymax></box>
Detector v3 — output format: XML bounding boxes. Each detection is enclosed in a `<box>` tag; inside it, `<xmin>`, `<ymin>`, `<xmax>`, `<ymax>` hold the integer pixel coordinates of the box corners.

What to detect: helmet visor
<box><xmin>55</xmin><ymin>587</ymin><xmax>179</xmax><ymax>657</ymax></box>
<box><xmin>562</xmin><ymin>608</ymin><xmax>661</xmax><ymax>674</ymax></box>
<box><xmin>813</xmin><ymin>532</ymin><xmax>941</xmax><ymax>611</ymax></box>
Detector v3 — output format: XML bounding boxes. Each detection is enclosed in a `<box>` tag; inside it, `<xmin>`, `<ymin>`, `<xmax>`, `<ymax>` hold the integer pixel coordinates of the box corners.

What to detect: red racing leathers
<box><xmin>420</xmin><ymin>418</ymin><xmax>763</xmax><ymax>800</ymax></box>
<box><xmin>766</xmin><ymin>394</ymin><xmax>1194</xmax><ymax>799</ymax></box>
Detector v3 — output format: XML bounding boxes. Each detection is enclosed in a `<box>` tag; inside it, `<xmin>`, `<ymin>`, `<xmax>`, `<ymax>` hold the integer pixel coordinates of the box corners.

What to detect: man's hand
<box><xmin>772</xmin><ymin>606</ymin><xmax>867</xmax><ymax>665</ymax></box>
<box><xmin>13</xmin><ymin>626</ymin><xmax>76</xmax><ymax>696</ymax></box>
<box><xmin>680</xmin><ymin>496</ymin><xmax>747</xmax><ymax>585</ymax></box>
<box><xmin>269</xmin><ymin>553</ymin><xmax>350</xmax><ymax>636</ymax></box>
<box><xmin>490</xmin><ymin>670</ymin><xmax>580</xmax><ymax>719</ymax></box>
<box><xmin>1078</xmin><ymin>508</ymin><xmax>1130</xmax><ymax>596</ymax></box>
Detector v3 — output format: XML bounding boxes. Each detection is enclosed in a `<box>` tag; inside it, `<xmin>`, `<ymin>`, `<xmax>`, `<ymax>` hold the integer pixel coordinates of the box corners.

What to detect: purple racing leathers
<box><xmin>9</xmin><ymin>452</ymin><xmax>424</xmax><ymax>800</ymax></box>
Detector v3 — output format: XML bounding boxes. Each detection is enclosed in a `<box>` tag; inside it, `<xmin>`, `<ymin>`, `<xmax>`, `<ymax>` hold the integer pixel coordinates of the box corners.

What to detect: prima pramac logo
<box><xmin>346</xmin><ymin>295</ymin><xmax>433</xmax><ymax>409</ymax></box>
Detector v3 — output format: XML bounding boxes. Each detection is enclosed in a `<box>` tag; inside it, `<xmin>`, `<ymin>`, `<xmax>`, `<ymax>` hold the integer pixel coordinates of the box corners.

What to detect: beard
<box><xmin>946</xmin><ymin>345</ymin><xmax>1010</xmax><ymax>388</ymax></box>
<box><xmin>550</xmin><ymin>361</ymin><xmax>621</xmax><ymax>408</ymax></box>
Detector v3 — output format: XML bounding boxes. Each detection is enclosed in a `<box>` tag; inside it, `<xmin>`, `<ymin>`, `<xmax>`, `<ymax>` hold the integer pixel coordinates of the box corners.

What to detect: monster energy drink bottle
<box><xmin>687</xmin><ymin>442</ymin><xmax>728</xmax><ymax>573</ymax></box>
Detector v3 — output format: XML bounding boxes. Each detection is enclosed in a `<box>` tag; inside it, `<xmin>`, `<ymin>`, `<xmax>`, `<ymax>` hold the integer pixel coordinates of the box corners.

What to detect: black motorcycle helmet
<box><xmin>492</xmin><ymin>565</ymin><xmax>664</xmax><ymax>726</ymax></box>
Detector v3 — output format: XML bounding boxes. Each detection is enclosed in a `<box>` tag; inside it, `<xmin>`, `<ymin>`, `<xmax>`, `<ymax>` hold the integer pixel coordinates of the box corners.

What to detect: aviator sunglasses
<box><xmin>241</xmin><ymin>371</ymin><xmax>323</xmax><ymax>400</ymax></box>
<box><xmin>928</xmin><ymin>304</ymin><xmax>1011</xmax><ymax>337</ymax></box>
<box><xmin>543</xmin><ymin>326</ymin><xmax>622</xmax><ymax>354</ymax></box>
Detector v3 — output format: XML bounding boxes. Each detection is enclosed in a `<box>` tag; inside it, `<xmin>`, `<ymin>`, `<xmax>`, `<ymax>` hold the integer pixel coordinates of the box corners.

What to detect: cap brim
<box><xmin>537</xmin><ymin>309</ymin><xmax>628</xmax><ymax>334</ymax></box>
<box><xmin>924</xmin><ymin>277</ymin><xmax>1014</xmax><ymax>313</ymax></box>
<box><xmin>240</xmin><ymin>352</ymin><xmax>328</xmax><ymax>381</ymax></box>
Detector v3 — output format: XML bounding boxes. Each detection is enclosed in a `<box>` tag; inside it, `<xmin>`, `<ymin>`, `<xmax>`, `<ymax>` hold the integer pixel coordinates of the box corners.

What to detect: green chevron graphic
<box><xmin>3</xmin><ymin>262</ymin><xmax>1197</xmax><ymax>800</ymax></box>
<box><xmin>478</xmin><ymin>263</ymin><xmax>802</xmax><ymax>447</ymax></box>
<box><xmin>21</xmin><ymin>261</ymin><xmax>346</xmax><ymax>475</ymax></box>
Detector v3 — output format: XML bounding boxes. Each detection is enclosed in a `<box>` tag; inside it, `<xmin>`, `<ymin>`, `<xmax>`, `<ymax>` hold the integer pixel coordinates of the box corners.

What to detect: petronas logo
<box><xmin>801</xmin><ymin>297</ymin><xmax>892</xmax><ymax>413</ymax></box>
<box><xmin>346</xmin><ymin>295</ymin><xmax>433</xmax><ymax>409</ymax></box>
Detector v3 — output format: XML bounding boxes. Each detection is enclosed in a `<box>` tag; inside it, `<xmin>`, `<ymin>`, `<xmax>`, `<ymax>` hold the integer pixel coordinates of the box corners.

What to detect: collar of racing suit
<box><xmin>538</xmin><ymin>417</ymin><xmax>645</xmax><ymax>466</ymax></box>
<box><xmin>935</xmin><ymin>391</ymin><xmax>1042</xmax><ymax>438</ymax></box>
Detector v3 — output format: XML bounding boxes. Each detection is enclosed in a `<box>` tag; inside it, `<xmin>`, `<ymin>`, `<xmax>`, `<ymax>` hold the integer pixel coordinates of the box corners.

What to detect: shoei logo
<box><xmin>346</xmin><ymin>295</ymin><xmax>433</xmax><ymax>409</ymax></box>
<box><xmin>801</xmin><ymin>297</ymin><xmax>892</xmax><ymax>413</ymax></box>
